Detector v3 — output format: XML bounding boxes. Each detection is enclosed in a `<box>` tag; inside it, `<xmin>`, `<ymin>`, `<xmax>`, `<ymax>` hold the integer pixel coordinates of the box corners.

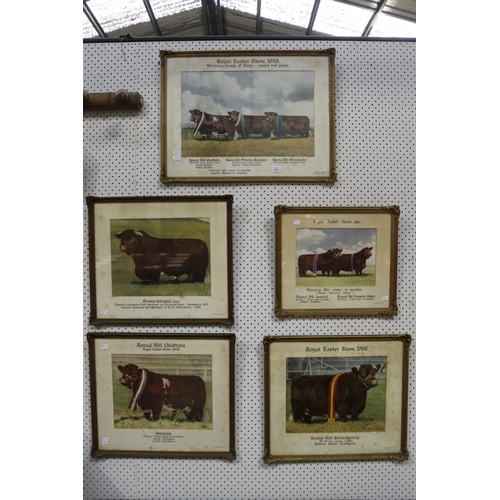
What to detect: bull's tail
<box><xmin>202</xmin><ymin>407</ymin><xmax>210</xmax><ymax>423</ymax></box>
<box><xmin>205</xmin><ymin>270</ymin><xmax>211</xmax><ymax>283</ymax></box>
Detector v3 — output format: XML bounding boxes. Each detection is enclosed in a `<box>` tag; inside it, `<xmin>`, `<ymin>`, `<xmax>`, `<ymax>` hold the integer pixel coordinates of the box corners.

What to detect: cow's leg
<box><xmin>336</xmin><ymin>402</ymin><xmax>349</xmax><ymax>423</ymax></box>
<box><xmin>143</xmin><ymin>411</ymin><xmax>151</xmax><ymax>420</ymax></box>
<box><xmin>151</xmin><ymin>402</ymin><xmax>163</xmax><ymax>421</ymax></box>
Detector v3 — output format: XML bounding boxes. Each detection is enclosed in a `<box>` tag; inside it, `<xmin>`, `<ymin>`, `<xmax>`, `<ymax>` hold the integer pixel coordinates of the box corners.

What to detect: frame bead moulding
<box><xmin>83</xmin><ymin>37</ymin><xmax>415</xmax><ymax>500</ymax></box>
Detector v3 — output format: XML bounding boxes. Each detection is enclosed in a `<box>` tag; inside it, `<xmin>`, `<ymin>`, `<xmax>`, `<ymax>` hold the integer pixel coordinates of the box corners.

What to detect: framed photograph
<box><xmin>86</xmin><ymin>195</ymin><xmax>233</xmax><ymax>325</ymax></box>
<box><xmin>87</xmin><ymin>333</ymin><xmax>236</xmax><ymax>460</ymax></box>
<box><xmin>274</xmin><ymin>206</ymin><xmax>399</xmax><ymax>317</ymax></box>
<box><xmin>263</xmin><ymin>334</ymin><xmax>411</xmax><ymax>463</ymax></box>
<box><xmin>160</xmin><ymin>49</ymin><xmax>336</xmax><ymax>184</ymax></box>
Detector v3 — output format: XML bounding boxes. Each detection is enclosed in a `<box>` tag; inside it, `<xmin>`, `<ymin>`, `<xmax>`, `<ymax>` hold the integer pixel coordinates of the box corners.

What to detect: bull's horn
<box><xmin>115</xmin><ymin>232</ymin><xmax>122</xmax><ymax>237</ymax></box>
<box><xmin>134</xmin><ymin>230</ymin><xmax>144</xmax><ymax>236</ymax></box>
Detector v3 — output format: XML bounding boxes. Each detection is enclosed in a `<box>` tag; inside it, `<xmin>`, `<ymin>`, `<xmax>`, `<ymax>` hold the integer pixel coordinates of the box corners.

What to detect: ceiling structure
<box><xmin>83</xmin><ymin>0</ymin><xmax>416</xmax><ymax>40</ymax></box>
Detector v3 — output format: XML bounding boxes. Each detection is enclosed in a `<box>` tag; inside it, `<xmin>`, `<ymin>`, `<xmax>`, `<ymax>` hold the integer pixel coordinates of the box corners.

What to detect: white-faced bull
<box><xmin>189</xmin><ymin>108</ymin><xmax>235</xmax><ymax>140</ymax></box>
<box><xmin>118</xmin><ymin>363</ymin><xmax>210</xmax><ymax>422</ymax></box>
<box><xmin>290</xmin><ymin>364</ymin><xmax>382</xmax><ymax>423</ymax></box>
<box><xmin>115</xmin><ymin>229</ymin><xmax>209</xmax><ymax>285</ymax></box>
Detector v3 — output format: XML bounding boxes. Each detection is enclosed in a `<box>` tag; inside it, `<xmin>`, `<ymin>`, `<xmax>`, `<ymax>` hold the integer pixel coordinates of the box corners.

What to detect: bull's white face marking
<box><xmin>162</xmin><ymin>378</ymin><xmax>170</xmax><ymax>388</ymax></box>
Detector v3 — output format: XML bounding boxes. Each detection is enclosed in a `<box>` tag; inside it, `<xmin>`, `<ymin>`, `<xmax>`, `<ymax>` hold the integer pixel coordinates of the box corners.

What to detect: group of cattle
<box><xmin>189</xmin><ymin>108</ymin><xmax>311</xmax><ymax>141</ymax></box>
<box><xmin>298</xmin><ymin>247</ymin><xmax>373</xmax><ymax>278</ymax></box>
<box><xmin>115</xmin><ymin>229</ymin><xmax>210</xmax><ymax>285</ymax></box>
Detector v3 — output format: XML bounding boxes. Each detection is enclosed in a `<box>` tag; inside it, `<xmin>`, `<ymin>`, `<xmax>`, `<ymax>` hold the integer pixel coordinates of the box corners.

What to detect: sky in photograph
<box><xmin>181</xmin><ymin>70</ymin><xmax>314</xmax><ymax>127</ymax></box>
<box><xmin>296</xmin><ymin>228</ymin><xmax>377</xmax><ymax>260</ymax></box>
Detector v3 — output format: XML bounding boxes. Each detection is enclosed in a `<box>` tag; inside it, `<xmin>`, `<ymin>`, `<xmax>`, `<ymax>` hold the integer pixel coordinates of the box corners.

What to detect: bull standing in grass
<box><xmin>290</xmin><ymin>364</ymin><xmax>381</xmax><ymax>423</ymax></box>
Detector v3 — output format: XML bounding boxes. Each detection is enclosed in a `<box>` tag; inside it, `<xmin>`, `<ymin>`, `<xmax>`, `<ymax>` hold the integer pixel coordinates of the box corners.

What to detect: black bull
<box><xmin>290</xmin><ymin>364</ymin><xmax>381</xmax><ymax>423</ymax></box>
<box><xmin>115</xmin><ymin>229</ymin><xmax>209</xmax><ymax>285</ymax></box>
<box><xmin>118</xmin><ymin>363</ymin><xmax>210</xmax><ymax>422</ymax></box>
<box><xmin>298</xmin><ymin>248</ymin><xmax>342</xmax><ymax>277</ymax></box>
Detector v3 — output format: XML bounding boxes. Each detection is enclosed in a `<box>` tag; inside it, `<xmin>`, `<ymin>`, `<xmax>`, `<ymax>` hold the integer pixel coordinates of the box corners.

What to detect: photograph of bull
<box><xmin>289</xmin><ymin>362</ymin><xmax>384</xmax><ymax>424</ymax></box>
<box><xmin>264</xmin><ymin>111</ymin><xmax>311</xmax><ymax>139</ymax></box>
<box><xmin>226</xmin><ymin>110</ymin><xmax>274</xmax><ymax>138</ymax></box>
<box><xmin>118</xmin><ymin>363</ymin><xmax>210</xmax><ymax>423</ymax></box>
<box><xmin>298</xmin><ymin>248</ymin><xmax>342</xmax><ymax>277</ymax></box>
<box><xmin>189</xmin><ymin>108</ymin><xmax>235</xmax><ymax>140</ymax></box>
<box><xmin>332</xmin><ymin>247</ymin><xmax>373</xmax><ymax>276</ymax></box>
<box><xmin>115</xmin><ymin>229</ymin><xmax>209</xmax><ymax>285</ymax></box>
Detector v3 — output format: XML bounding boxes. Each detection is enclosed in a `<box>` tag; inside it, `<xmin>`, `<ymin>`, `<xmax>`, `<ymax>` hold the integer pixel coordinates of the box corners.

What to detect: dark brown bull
<box><xmin>264</xmin><ymin>112</ymin><xmax>311</xmax><ymax>138</ymax></box>
<box><xmin>189</xmin><ymin>108</ymin><xmax>235</xmax><ymax>140</ymax></box>
<box><xmin>115</xmin><ymin>229</ymin><xmax>209</xmax><ymax>285</ymax></box>
<box><xmin>332</xmin><ymin>247</ymin><xmax>373</xmax><ymax>276</ymax></box>
<box><xmin>118</xmin><ymin>363</ymin><xmax>210</xmax><ymax>422</ymax></box>
<box><xmin>290</xmin><ymin>364</ymin><xmax>381</xmax><ymax>423</ymax></box>
<box><xmin>227</xmin><ymin>110</ymin><xmax>273</xmax><ymax>138</ymax></box>
<box><xmin>298</xmin><ymin>248</ymin><xmax>342</xmax><ymax>277</ymax></box>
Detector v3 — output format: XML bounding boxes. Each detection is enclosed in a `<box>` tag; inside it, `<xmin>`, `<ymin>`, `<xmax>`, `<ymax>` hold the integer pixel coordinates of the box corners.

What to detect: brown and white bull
<box><xmin>189</xmin><ymin>108</ymin><xmax>235</xmax><ymax>140</ymax></box>
<box><xmin>290</xmin><ymin>364</ymin><xmax>382</xmax><ymax>423</ymax></box>
<box><xmin>118</xmin><ymin>363</ymin><xmax>210</xmax><ymax>422</ymax></box>
<box><xmin>115</xmin><ymin>229</ymin><xmax>209</xmax><ymax>285</ymax></box>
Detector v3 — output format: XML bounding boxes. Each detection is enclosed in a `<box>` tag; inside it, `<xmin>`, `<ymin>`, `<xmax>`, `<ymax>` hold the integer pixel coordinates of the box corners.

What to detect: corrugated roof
<box><xmin>83</xmin><ymin>0</ymin><xmax>416</xmax><ymax>39</ymax></box>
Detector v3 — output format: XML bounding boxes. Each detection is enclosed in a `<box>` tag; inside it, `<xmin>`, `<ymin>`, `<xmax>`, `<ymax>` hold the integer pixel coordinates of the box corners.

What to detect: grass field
<box><xmin>111</xmin><ymin>218</ymin><xmax>211</xmax><ymax>297</ymax></box>
<box><xmin>285</xmin><ymin>379</ymin><xmax>386</xmax><ymax>433</ymax></box>
<box><xmin>113</xmin><ymin>377</ymin><xmax>213</xmax><ymax>430</ymax></box>
<box><xmin>296</xmin><ymin>266</ymin><xmax>376</xmax><ymax>288</ymax></box>
<box><xmin>181</xmin><ymin>128</ymin><xmax>314</xmax><ymax>158</ymax></box>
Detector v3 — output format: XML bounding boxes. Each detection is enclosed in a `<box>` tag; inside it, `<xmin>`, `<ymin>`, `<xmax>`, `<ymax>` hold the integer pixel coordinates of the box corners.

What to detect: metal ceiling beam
<box><xmin>361</xmin><ymin>0</ymin><xmax>388</xmax><ymax>36</ymax></box>
<box><xmin>83</xmin><ymin>0</ymin><xmax>107</xmax><ymax>38</ymax></box>
<box><xmin>306</xmin><ymin>0</ymin><xmax>322</xmax><ymax>35</ymax></box>
<box><xmin>217</xmin><ymin>0</ymin><xmax>226</xmax><ymax>35</ymax></box>
<box><xmin>256</xmin><ymin>0</ymin><xmax>262</xmax><ymax>35</ymax></box>
<box><xmin>201</xmin><ymin>0</ymin><xmax>220</xmax><ymax>35</ymax></box>
<box><xmin>142</xmin><ymin>0</ymin><xmax>162</xmax><ymax>36</ymax></box>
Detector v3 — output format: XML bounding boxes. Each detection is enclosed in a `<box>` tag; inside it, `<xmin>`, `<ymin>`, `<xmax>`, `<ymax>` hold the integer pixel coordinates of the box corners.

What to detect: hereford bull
<box><xmin>298</xmin><ymin>248</ymin><xmax>342</xmax><ymax>277</ymax></box>
<box><xmin>227</xmin><ymin>110</ymin><xmax>273</xmax><ymax>138</ymax></box>
<box><xmin>290</xmin><ymin>364</ymin><xmax>382</xmax><ymax>423</ymax></box>
<box><xmin>115</xmin><ymin>229</ymin><xmax>209</xmax><ymax>285</ymax></box>
<box><xmin>332</xmin><ymin>247</ymin><xmax>373</xmax><ymax>276</ymax></box>
<box><xmin>189</xmin><ymin>108</ymin><xmax>235</xmax><ymax>140</ymax></box>
<box><xmin>118</xmin><ymin>363</ymin><xmax>210</xmax><ymax>422</ymax></box>
<box><xmin>264</xmin><ymin>112</ymin><xmax>311</xmax><ymax>138</ymax></box>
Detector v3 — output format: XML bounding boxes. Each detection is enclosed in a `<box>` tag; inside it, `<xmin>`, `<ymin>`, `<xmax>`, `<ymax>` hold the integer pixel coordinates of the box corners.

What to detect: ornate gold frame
<box><xmin>263</xmin><ymin>334</ymin><xmax>411</xmax><ymax>463</ymax></box>
<box><xmin>160</xmin><ymin>48</ymin><xmax>336</xmax><ymax>184</ymax></box>
<box><xmin>274</xmin><ymin>205</ymin><xmax>399</xmax><ymax>317</ymax></box>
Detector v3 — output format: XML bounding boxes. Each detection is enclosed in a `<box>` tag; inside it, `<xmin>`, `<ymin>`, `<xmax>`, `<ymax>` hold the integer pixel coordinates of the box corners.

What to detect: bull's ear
<box><xmin>118</xmin><ymin>365</ymin><xmax>124</xmax><ymax>373</ymax></box>
<box><xmin>351</xmin><ymin>367</ymin><xmax>359</xmax><ymax>374</ymax></box>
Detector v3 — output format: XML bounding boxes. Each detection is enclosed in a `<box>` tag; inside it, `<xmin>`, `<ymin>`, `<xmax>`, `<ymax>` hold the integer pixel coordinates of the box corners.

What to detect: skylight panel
<box><xmin>369</xmin><ymin>13</ymin><xmax>416</xmax><ymax>37</ymax></box>
<box><xmin>149</xmin><ymin>0</ymin><xmax>201</xmax><ymax>19</ymax></box>
<box><xmin>83</xmin><ymin>0</ymin><xmax>150</xmax><ymax>37</ymax></box>
<box><xmin>314</xmin><ymin>1</ymin><xmax>373</xmax><ymax>37</ymax></box>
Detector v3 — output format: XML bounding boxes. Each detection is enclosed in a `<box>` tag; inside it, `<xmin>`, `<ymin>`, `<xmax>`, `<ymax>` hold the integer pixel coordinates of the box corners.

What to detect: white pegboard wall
<box><xmin>83</xmin><ymin>38</ymin><xmax>415</xmax><ymax>500</ymax></box>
